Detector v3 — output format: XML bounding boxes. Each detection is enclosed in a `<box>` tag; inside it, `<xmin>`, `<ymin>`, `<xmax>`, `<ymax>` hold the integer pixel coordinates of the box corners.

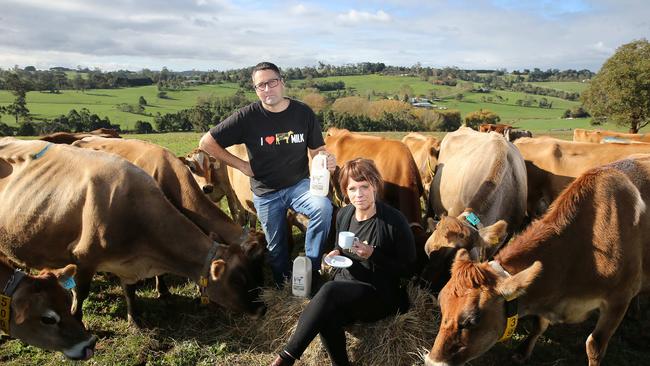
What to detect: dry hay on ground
<box><xmin>246</xmin><ymin>282</ymin><xmax>440</xmax><ymax>366</ymax></box>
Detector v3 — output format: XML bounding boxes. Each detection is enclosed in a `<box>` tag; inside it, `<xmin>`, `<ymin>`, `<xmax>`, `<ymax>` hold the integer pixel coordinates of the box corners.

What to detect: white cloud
<box><xmin>0</xmin><ymin>1</ymin><xmax>648</xmax><ymax>71</ymax></box>
<box><xmin>337</xmin><ymin>9</ymin><xmax>391</xmax><ymax>24</ymax></box>
<box><xmin>290</xmin><ymin>4</ymin><xmax>308</xmax><ymax>15</ymax></box>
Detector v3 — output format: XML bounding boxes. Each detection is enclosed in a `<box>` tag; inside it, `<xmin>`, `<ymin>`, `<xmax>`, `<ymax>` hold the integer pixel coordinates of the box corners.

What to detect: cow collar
<box><xmin>1</xmin><ymin>269</ymin><xmax>26</xmax><ymax>334</ymax></box>
<box><xmin>489</xmin><ymin>260</ymin><xmax>518</xmax><ymax>343</ymax></box>
<box><xmin>198</xmin><ymin>241</ymin><xmax>222</xmax><ymax>305</ymax></box>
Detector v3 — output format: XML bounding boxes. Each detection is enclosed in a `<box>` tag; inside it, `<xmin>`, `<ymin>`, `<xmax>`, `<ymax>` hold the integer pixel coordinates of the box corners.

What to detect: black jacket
<box><xmin>334</xmin><ymin>201</ymin><xmax>416</xmax><ymax>303</ymax></box>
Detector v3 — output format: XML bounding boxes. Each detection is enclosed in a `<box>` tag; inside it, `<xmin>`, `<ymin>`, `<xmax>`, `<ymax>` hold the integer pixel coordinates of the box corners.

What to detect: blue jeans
<box><xmin>253</xmin><ymin>178</ymin><xmax>333</xmax><ymax>286</ymax></box>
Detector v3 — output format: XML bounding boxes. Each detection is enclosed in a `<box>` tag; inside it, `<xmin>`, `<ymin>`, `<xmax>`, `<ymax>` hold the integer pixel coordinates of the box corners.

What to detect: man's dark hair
<box><xmin>251</xmin><ymin>62</ymin><xmax>281</xmax><ymax>80</ymax></box>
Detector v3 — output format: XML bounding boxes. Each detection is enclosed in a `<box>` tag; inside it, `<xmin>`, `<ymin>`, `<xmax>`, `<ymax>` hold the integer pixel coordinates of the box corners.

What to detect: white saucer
<box><xmin>324</xmin><ymin>255</ymin><xmax>353</xmax><ymax>268</ymax></box>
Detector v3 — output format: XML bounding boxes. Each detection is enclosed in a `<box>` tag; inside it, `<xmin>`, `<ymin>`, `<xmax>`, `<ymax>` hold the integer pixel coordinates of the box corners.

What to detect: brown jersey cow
<box><xmin>426</xmin><ymin>156</ymin><xmax>650</xmax><ymax>366</ymax></box>
<box><xmin>514</xmin><ymin>136</ymin><xmax>650</xmax><ymax>218</ymax></box>
<box><xmin>401</xmin><ymin>132</ymin><xmax>440</xmax><ymax>201</ymax></box>
<box><xmin>72</xmin><ymin>137</ymin><xmax>243</xmax><ymax>245</ymax></box>
<box><xmin>573</xmin><ymin>128</ymin><xmax>650</xmax><ymax>143</ymax></box>
<box><xmin>426</xmin><ymin>127</ymin><xmax>527</xmax><ymax>260</ymax></box>
<box><xmin>40</xmin><ymin>129</ymin><xmax>121</xmax><ymax>144</ymax></box>
<box><xmin>71</xmin><ymin>137</ymin><xmax>254</xmax><ymax>301</ymax></box>
<box><xmin>0</xmin><ymin>257</ymin><xmax>97</xmax><ymax>360</ymax></box>
<box><xmin>0</xmin><ymin>138</ymin><xmax>266</xmax><ymax>325</ymax></box>
<box><xmin>325</xmin><ymin>128</ymin><xmax>423</xmax><ymax>223</ymax></box>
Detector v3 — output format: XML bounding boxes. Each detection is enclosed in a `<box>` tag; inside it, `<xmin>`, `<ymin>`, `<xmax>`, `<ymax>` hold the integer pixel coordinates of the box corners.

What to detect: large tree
<box><xmin>582</xmin><ymin>39</ymin><xmax>650</xmax><ymax>133</ymax></box>
<box><xmin>2</xmin><ymin>73</ymin><xmax>30</xmax><ymax>123</ymax></box>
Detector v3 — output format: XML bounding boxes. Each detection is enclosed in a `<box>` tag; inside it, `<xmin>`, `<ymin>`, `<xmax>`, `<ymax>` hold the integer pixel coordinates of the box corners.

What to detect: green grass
<box><xmin>128</xmin><ymin>132</ymin><xmax>204</xmax><ymax>156</ymax></box>
<box><xmin>0</xmin><ymin>83</ymin><xmax>254</xmax><ymax>130</ymax></box>
<box><xmin>292</xmin><ymin>74</ymin><xmax>458</xmax><ymax>97</ymax></box>
<box><xmin>527</xmin><ymin>81</ymin><xmax>590</xmax><ymax>93</ymax></box>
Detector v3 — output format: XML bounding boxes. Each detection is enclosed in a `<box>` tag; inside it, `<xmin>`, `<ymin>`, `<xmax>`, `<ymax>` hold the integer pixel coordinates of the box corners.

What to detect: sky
<box><xmin>0</xmin><ymin>0</ymin><xmax>648</xmax><ymax>72</ymax></box>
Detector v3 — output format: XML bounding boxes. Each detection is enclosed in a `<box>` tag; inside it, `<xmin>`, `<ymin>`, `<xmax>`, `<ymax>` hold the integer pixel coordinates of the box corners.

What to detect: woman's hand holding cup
<box><xmin>338</xmin><ymin>231</ymin><xmax>357</xmax><ymax>250</ymax></box>
<box><xmin>352</xmin><ymin>240</ymin><xmax>374</xmax><ymax>259</ymax></box>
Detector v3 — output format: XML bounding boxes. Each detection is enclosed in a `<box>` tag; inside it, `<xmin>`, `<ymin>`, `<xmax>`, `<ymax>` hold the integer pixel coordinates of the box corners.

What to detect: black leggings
<box><xmin>284</xmin><ymin>280</ymin><xmax>396</xmax><ymax>366</ymax></box>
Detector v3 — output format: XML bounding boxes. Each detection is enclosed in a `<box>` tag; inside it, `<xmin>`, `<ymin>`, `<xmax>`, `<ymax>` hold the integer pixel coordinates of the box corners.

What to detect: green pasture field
<box><xmin>0</xmin><ymin>83</ymin><xmax>254</xmax><ymax>130</ymax></box>
<box><xmin>292</xmin><ymin>74</ymin><xmax>458</xmax><ymax>97</ymax></box>
<box><xmin>527</xmin><ymin>81</ymin><xmax>590</xmax><ymax>93</ymax></box>
<box><xmin>1</xmin><ymin>131</ymin><xmax>649</xmax><ymax>365</ymax></box>
<box><xmin>0</xmin><ymin>75</ymin><xmax>638</xmax><ymax>133</ymax></box>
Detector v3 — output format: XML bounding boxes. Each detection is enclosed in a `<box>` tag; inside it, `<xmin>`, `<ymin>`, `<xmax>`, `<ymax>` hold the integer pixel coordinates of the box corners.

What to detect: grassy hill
<box><xmin>0</xmin><ymin>75</ymin><xmax>636</xmax><ymax>132</ymax></box>
<box><xmin>527</xmin><ymin>81</ymin><xmax>590</xmax><ymax>93</ymax></box>
<box><xmin>0</xmin><ymin>83</ymin><xmax>254</xmax><ymax>130</ymax></box>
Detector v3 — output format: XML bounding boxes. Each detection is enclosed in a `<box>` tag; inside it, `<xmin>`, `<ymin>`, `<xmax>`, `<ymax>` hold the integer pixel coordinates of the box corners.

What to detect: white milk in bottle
<box><xmin>292</xmin><ymin>253</ymin><xmax>312</xmax><ymax>297</ymax></box>
<box><xmin>309</xmin><ymin>151</ymin><xmax>329</xmax><ymax>196</ymax></box>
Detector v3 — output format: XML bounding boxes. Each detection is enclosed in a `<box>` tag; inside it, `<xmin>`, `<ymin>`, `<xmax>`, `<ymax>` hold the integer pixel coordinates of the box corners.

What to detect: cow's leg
<box><xmin>625</xmin><ymin>295</ymin><xmax>641</xmax><ymax>320</ymax></box>
<box><xmin>585</xmin><ymin>300</ymin><xmax>630</xmax><ymax>366</ymax></box>
<box><xmin>225</xmin><ymin>194</ymin><xmax>242</xmax><ymax>225</ymax></box>
<box><xmin>512</xmin><ymin>315</ymin><xmax>549</xmax><ymax>364</ymax></box>
<box><xmin>71</xmin><ymin>269</ymin><xmax>94</xmax><ymax>321</ymax></box>
<box><xmin>121</xmin><ymin>280</ymin><xmax>141</xmax><ymax>327</ymax></box>
<box><xmin>155</xmin><ymin>275</ymin><xmax>171</xmax><ymax>299</ymax></box>
<box><xmin>247</xmin><ymin>213</ymin><xmax>257</xmax><ymax>230</ymax></box>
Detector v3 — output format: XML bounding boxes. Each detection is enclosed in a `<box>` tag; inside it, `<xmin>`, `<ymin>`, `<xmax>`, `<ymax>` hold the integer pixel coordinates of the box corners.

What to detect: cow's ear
<box><xmin>429</xmin><ymin>145</ymin><xmax>440</xmax><ymax>159</ymax></box>
<box><xmin>242</xmin><ymin>239</ymin><xmax>266</xmax><ymax>259</ymax></box>
<box><xmin>496</xmin><ymin>261</ymin><xmax>542</xmax><ymax>301</ymax></box>
<box><xmin>210</xmin><ymin>259</ymin><xmax>227</xmax><ymax>281</ymax></box>
<box><xmin>180</xmin><ymin>157</ymin><xmax>197</xmax><ymax>172</ymax></box>
<box><xmin>12</xmin><ymin>298</ymin><xmax>30</xmax><ymax>325</ymax></box>
<box><xmin>50</xmin><ymin>264</ymin><xmax>77</xmax><ymax>281</ymax></box>
<box><xmin>479</xmin><ymin>220</ymin><xmax>508</xmax><ymax>247</ymax></box>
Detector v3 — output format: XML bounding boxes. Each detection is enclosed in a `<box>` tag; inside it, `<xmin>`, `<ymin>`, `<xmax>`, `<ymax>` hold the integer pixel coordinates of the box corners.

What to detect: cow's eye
<box><xmin>41</xmin><ymin>315</ymin><xmax>59</xmax><ymax>325</ymax></box>
<box><xmin>459</xmin><ymin>313</ymin><xmax>480</xmax><ymax>329</ymax></box>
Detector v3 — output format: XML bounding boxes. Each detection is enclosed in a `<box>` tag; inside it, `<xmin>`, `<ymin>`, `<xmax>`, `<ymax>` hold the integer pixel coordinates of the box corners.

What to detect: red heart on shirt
<box><xmin>265</xmin><ymin>136</ymin><xmax>275</xmax><ymax>144</ymax></box>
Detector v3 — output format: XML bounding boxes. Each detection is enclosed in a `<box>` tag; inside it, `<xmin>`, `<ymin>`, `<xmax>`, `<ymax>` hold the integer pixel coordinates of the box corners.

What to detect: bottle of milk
<box><xmin>292</xmin><ymin>253</ymin><xmax>312</xmax><ymax>297</ymax></box>
<box><xmin>309</xmin><ymin>151</ymin><xmax>330</xmax><ymax>196</ymax></box>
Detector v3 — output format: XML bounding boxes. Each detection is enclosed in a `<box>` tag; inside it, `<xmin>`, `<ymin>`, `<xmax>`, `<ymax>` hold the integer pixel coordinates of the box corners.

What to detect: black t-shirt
<box><xmin>209</xmin><ymin>99</ymin><xmax>324</xmax><ymax>196</ymax></box>
<box><xmin>337</xmin><ymin>215</ymin><xmax>378</xmax><ymax>283</ymax></box>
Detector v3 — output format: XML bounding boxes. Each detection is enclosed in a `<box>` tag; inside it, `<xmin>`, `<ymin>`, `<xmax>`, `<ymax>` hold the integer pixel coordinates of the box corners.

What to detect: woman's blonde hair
<box><xmin>338</xmin><ymin>158</ymin><xmax>383</xmax><ymax>200</ymax></box>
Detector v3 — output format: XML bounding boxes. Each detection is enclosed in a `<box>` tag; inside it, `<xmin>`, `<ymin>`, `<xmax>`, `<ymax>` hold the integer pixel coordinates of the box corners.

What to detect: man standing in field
<box><xmin>199</xmin><ymin>62</ymin><xmax>336</xmax><ymax>287</ymax></box>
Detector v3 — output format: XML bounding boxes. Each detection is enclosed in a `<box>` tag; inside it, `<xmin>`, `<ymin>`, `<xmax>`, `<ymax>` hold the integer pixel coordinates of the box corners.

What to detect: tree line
<box><xmin>2</xmin><ymin>38</ymin><xmax>647</xmax><ymax>134</ymax></box>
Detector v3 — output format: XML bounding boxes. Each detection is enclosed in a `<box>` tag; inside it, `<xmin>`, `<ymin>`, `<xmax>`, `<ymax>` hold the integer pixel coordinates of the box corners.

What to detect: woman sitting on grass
<box><xmin>271</xmin><ymin>158</ymin><xmax>416</xmax><ymax>366</ymax></box>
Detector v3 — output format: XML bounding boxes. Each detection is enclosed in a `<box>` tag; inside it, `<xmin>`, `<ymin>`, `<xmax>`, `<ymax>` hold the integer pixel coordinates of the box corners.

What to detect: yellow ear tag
<box><xmin>0</xmin><ymin>295</ymin><xmax>10</xmax><ymax>334</ymax></box>
<box><xmin>498</xmin><ymin>315</ymin><xmax>518</xmax><ymax>342</ymax></box>
<box><xmin>199</xmin><ymin>277</ymin><xmax>208</xmax><ymax>287</ymax></box>
<box><xmin>200</xmin><ymin>295</ymin><xmax>209</xmax><ymax>305</ymax></box>
<box><xmin>490</xmin><ymin>237</ymin><xmax>500</xmax><ymax>246</ymax></box>
<box><xmin>498</xmin><ymin>297</ymin><xmax>519</xmax><ymax>342</ymax></box>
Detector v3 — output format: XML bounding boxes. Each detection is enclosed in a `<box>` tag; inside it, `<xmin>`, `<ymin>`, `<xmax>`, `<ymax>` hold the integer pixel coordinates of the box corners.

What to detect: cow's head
<box><xmin>424</xmin><ymin>214</ymin><xmax>507</xmax><ymax>260</ymax></box>
<box><xmin>206</xmin><ymin>230</ymin><xmax>267</xmax><ymax>317</ymax></box>
<box><xmin>8</xmin><ymin>264</ymin><xmax>97</xmax><ymax>360</ymax></box>
<box><xmin>425</xmin><ymin>250</ymin><xmax>542</xmax><ymax>366</ymax></box>
<box><xmin>181</xmin><ymin>149</ymin><xmax>220</xmax><ymax>196</ymax></box>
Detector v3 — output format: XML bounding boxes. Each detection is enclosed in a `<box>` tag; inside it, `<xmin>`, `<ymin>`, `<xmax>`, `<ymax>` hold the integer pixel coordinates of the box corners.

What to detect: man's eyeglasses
<box><xmin>254</xmin><ymin>78</ymin><xmax>281</xmax><ymax>91</ymax></box>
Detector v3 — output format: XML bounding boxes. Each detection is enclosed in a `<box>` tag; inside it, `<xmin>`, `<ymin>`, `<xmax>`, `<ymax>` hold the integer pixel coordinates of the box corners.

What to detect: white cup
<box><xmin>338</xmin><ymin>231</ymin><xmax>359</xmax><ymax>250</ymax></box>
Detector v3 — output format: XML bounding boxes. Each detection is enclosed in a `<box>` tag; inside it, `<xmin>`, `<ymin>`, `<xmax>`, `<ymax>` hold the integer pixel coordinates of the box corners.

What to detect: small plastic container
<box><xmin>309</xmin><ymin>151</ymin><xmax>330</xmax><ymax>196</ymax></box>
<box><xmin>292</xmin><ymin>253</ymin><xmax>312</xmax><ymax>297</ymax></box>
